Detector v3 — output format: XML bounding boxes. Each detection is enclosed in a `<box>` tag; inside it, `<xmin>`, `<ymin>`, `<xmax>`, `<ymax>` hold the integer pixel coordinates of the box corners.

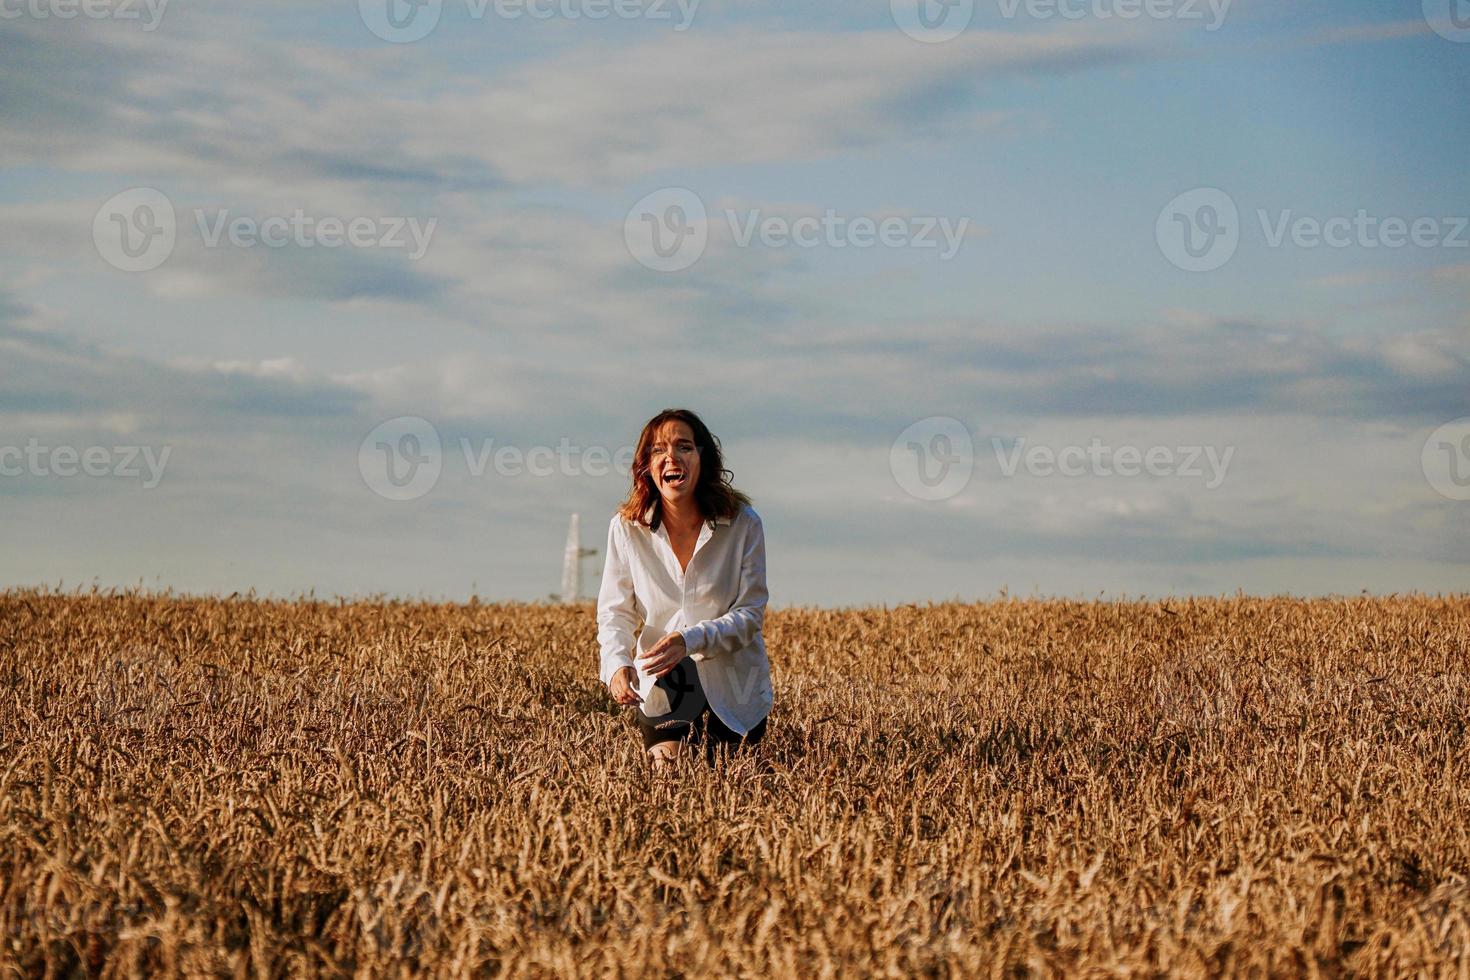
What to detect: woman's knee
<box><xmin>647</xmin><ymin>739</ymin><xmax>695</xmax><ymax>766</ymax></box>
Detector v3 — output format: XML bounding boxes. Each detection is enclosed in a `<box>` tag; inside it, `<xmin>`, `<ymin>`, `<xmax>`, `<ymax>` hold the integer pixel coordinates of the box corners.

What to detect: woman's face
<box><xmin>649</xmin><ymin>420</ymin><xmax>701</xmax><ymax>508</ymax></box>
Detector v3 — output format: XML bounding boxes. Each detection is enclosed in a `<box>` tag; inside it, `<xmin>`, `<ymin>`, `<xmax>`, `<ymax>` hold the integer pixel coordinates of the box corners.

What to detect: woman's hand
<box><xmin>637</xmin><ymin>631</ymin><xmax>687</xmax><ymax>679</ymax></box>
<box><xmin>609</xmin><ymin>666</ymin><xmax>642</xmax><ymax>706</ymax></box>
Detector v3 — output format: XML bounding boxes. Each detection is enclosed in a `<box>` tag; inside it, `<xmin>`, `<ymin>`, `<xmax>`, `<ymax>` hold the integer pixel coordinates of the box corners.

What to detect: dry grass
<box><xmin>1</xmin><ymin>588</ymin><xmax>1468</xmax><ymax>977</ymax></box>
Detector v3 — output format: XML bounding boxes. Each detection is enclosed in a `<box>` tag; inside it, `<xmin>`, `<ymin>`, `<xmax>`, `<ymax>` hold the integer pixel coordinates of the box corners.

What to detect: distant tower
<box><xmin>560</xmin><ymin>513</ymin><xmax>599</xmax><ymax>603</ymax></box>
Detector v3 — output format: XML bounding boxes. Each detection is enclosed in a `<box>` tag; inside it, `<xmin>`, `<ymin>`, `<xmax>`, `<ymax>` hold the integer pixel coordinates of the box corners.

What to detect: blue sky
<box><xmin>1</xmin><ymin>0</ymin><xmax>1466</xmax><ymax>605</ymax></box>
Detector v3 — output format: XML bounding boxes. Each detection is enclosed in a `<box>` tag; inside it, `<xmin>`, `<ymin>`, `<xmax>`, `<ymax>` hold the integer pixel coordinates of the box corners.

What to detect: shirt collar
<box><xmin>642</xmin><ymin>503</ymin><xmax>733</xmax><ymax>527</ymax></box>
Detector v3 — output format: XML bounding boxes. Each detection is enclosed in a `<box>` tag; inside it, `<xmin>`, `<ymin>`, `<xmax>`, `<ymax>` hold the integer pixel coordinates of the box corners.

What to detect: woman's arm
<box><xmin>596</xmin><ymin>516</ymin><xmax>643</xmax><ymax>686</ymax></box>
<box><xmin>679</xmin><ymin>511</ymin><xmax>767</xmax><ymax>662</ymax></box>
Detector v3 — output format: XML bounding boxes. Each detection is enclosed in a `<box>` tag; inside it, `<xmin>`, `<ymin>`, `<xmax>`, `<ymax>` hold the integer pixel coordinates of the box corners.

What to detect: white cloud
<box><xmin>1</xmin><ymin>16</ymin><xmax>1146</xmax><ymax>190</ymax></box>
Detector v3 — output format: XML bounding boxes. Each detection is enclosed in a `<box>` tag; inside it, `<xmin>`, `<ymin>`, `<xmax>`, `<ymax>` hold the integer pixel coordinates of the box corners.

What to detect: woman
<box><xmin>596</xmin><ymin>408</ymin><xmax>773</xmax><ymax>770</ymax></box>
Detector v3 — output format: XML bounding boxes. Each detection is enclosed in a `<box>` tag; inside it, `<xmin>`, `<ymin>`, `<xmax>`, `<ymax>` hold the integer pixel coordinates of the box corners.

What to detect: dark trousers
<box><xmin>635</xmin><ymin>659</ymin><xmax>768</xmax><ymax>766</ymax></box>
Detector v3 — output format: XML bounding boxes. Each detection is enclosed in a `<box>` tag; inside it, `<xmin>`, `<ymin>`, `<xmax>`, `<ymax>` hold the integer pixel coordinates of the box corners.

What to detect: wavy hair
<box><xmin>616</xmin><ymin>408</ymin><xmax>752</xmax><ymax>531</ymax></box>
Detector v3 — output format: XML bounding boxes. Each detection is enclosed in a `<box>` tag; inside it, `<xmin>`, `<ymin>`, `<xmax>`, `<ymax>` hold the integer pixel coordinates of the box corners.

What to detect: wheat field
<box><xmin>1</xmin><ymin>589</ymin><xmax>1467</xmax><ymax>977</ymax></box>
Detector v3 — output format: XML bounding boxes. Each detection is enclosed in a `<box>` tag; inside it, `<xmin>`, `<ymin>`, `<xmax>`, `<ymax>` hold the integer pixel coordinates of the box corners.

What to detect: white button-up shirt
<box><xmin>596</xmin><ymin>502</ymin><xmax>773</xmax><ymax>736</ymax></box>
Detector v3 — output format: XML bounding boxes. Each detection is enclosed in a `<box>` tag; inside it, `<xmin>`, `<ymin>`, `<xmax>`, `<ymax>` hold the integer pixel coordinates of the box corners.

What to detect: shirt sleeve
<box><xmin>680</xmin><ymin>510</ymin><xmax>766</xmax><ymax>662</ymax></box>
<box><xmin>595</xmin><ymin>516</ymin><xmax>642</xmax><ymax>687</ymax></box>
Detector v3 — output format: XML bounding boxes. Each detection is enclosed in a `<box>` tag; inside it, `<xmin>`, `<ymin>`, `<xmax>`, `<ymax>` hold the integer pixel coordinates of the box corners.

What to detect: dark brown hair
<box><xmin>616</xmin><ymin>408</ymin><xmax>752</xmax><ymax>531</ymax></box>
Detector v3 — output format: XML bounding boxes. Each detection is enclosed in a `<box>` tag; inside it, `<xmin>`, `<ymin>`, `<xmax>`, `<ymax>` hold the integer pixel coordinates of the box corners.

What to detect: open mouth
<box><xmin>663</xmin><ymin>470</ymin><xmax>687</xmax><ymax>488</ymax></box>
